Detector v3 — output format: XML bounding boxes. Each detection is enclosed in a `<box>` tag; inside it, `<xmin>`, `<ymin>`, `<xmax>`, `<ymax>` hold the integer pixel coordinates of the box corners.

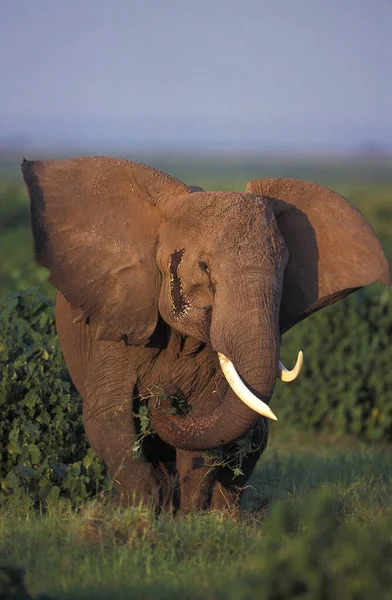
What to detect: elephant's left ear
<box><xmin>22</xmin><ymin>157</ymin><xmax>191</xmax><ymax>344</ymax></box>
<box><xmin>246</xmin><ymin>178</ymin><xmax>391</xmax><ymax>333</ymax></box>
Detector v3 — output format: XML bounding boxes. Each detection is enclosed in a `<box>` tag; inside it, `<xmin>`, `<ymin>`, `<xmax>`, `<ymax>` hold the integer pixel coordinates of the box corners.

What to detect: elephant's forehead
<box><xmin>168</xmin><ymin>191</ymin><xmax>275</xmax><ymax>231</ymax></box>
<box><xmin>159</xmin><ymin>191</ymin><xmax>283</xmax><ymax>260</ymax></box>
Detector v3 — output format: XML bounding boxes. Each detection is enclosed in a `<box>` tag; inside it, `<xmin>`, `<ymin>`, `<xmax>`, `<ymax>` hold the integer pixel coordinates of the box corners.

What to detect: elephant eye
<box><xmin>199</xmin><ymin>260</ymin><xmax>216</xmax><ymax>295</ymax></box>
<box><xmin>199</xmin><ymin>260</ymin><xmax>210</xmax><ymax>273</ymax></box>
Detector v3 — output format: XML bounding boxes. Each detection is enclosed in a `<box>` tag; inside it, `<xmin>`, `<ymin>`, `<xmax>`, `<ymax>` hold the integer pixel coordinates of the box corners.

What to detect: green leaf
<box><xmin>46</xmin><ymin>485</ymin><xmax>60</xmax><ymax>502</ymax></box>
<box><xmin>24</xmin><ymin>391</ymin><xmax>40</xmax><ymax>409</ymax></box>
<box><xmin>29</xmin><ymin>444</ymin><xmax>41</xmax><ymax>465</ymax></box>
<box><xmin>83</xmin><ymin>454</ymin><xmax>92</xmax><ymax>469</ymax></box>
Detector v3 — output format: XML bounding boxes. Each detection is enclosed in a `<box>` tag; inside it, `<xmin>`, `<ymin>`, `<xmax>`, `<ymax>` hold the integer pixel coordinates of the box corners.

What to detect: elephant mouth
<box><xmin>217</xmin><ymin>351</ymin><xmax>303</xmax><ymax>421</ymax></box>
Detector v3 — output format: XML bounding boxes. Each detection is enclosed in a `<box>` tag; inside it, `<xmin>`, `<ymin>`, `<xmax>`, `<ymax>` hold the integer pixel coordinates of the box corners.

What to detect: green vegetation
<box><xmin>0</xmin><ymin>434</ymin><xmax>392</xmax><ymax>599</ymax></box>
<box><xmin>0</xmin><ymin>291</ymin><xmax>109</xmax><ymax>507</ymax></box>
<box><xmin>275</xmin><ymin>287</ymin><xmax>392</xmax><ymax>440</ymax></box>
<box><xmin>0</xmin><ymin>178</ymin><xmax>52</xmax><ymax>298</ymax></box>
<box><xmin>0</xmin><ymin>157</ymin><xmax>391</xmax><ymax>599</ymax></box>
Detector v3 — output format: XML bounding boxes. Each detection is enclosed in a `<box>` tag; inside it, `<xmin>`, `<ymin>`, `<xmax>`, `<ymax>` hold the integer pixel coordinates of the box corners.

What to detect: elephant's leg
<box><xmin>210</xmin><ymin>456</ymin><xmax>261</xmax><ymax>517</ymax></box>
<box><xmin>176</xmin><ymin>448</ymin><xmax>263</xmax><ymax>515</ymax></box>
<box><xmin>85</xmin><ymin>403</ymin><xmax>171</xmax><ymax>508</ymax></box>
<box><xmin>211</xmin><ymin>423</ymin><xmax>268</xmax><ymax>515</ymax></box>
<box><xmin>176</xmin><ymin>450</ymin><xmax>217</xmax><ymax>514</ymax></box>
<box><xmin>83</xmin><ymin>342</ymin><xmax>171</xmax><ymax>509</ymax></box>
<box><xmin>56</xmin><ymin>293</ymin><xmax>172</xmax><ymax>508</ymax></box>
<box><xmin>210</xmin><ymin>468</ymin><xmax>249</xmax><ymax>516</ymax></box>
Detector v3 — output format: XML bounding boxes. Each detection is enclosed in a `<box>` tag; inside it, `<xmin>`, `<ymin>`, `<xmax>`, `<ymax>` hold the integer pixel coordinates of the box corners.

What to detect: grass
<box><xmin>1</xmin><ymin>429</ymin><xmax>392</xmax><ymax>599</ymax></box>
<box><xmin>247</xmin><ymin>428</ymin><xmax>392</xmax><ymax>521</ymax></box>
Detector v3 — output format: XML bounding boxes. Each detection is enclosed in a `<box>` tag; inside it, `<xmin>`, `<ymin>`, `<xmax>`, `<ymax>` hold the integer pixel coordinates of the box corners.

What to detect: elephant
<box><xmin>22</xmin><ymin>157</ymin><xmax>391</xmax><ymax>515</ymax></box>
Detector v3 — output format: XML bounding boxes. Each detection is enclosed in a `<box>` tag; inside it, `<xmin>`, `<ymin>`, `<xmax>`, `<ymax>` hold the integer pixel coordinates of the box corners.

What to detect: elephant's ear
<box><xmin>246</xmin><ymin>178</ymin><xmax>391</xmax><ymax>333</ymax></box>
<box><xmin>22</xmin><ymin>156</ymin><xmax>190</xmax><ymax>344</ymax></box>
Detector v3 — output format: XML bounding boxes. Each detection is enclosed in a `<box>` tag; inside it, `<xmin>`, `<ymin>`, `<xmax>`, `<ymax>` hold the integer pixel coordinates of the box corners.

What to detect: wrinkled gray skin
<box><xmin>22</xmin><ymin>157</ymin><xmax>391</xmax><ymax>515</ymax></box>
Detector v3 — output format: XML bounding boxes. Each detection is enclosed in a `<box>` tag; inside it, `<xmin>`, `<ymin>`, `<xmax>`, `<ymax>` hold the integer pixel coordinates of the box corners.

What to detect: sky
<box><xmin>1</xmin><ymin>0</ymin><xmax>391</xmax><ymax>154</ymax></box>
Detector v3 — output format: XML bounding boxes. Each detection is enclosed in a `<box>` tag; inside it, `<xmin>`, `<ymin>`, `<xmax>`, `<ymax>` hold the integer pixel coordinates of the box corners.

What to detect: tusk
<box><xmin>218</xmin><ymin>353</ymin><xmax>278</xmax><ymax>421</ymax></box>
<box><xmin>278</xmin><ymin>351</ymin><xmax>303</xmax><ymax>382</ymax></box>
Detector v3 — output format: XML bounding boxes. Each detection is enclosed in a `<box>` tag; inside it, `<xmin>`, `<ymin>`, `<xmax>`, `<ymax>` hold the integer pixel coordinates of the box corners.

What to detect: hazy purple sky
<box><xmin>1</xmin><ymin>0</ymin><xmax>391</xmax><ymax>153</ymax></box>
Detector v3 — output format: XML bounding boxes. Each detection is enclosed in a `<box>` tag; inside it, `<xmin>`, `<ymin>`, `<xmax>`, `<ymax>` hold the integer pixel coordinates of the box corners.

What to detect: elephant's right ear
<box><xmin>246</xmin><ymin>177</ymin><xmax>391</xmax><ymax>333</ymax></box>
<box><xmin>22</xmin><ymin>156</ymin><xmax>190</xmax><ymax>344</ymax></box>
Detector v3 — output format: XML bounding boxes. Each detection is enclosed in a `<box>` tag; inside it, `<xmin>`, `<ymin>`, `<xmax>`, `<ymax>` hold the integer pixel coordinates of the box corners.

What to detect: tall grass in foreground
<box><xmin>1</xmin><ymin>432</ymin><xmax>392</xmax><ymax>599</ymax></box>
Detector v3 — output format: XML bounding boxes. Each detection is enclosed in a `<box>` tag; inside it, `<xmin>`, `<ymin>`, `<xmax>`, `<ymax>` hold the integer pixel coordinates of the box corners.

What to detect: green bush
<box><xmin>275</xmin><ymin>286</ymin><xmax>392</xmax><ymax>440</ymax></box>
<box><xmin>225</xmin><ymin>493</ymin><xmax>392</xmax><ymax>600</ymax></box>
<box><xmin>0</xmin><ymin>290</ymin><xmax>109</xmax><ymax>507</ymax></box>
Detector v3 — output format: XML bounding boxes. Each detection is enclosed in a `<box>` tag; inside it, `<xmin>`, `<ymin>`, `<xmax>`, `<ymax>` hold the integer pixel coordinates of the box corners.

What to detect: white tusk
<box><xmin>278</xmin><ymin>351</ymin><xmax>303</xmax><ymax>382</ymax></box>
<box><xmin>217</xmin><ymin>353</ymin><xmax>278</xmax><ymax>421</ymax></box>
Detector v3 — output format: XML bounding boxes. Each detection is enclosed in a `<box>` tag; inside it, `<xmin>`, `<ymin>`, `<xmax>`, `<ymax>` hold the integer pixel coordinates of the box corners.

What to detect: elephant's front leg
<box><xmin>82</xmin><ymin>342</ymin><xmax>171</xmax><ymax>509</ymax></box>
<box><xmin>177</xmin><ymin>421</ymin><xmax>268</xmax><ymax>515</ymax></box>
<box><xmin>176</xmin><ymin>450</ymin><xmax>250</xmax><ymax>515</ymax></box>
<box><xmin>176</xmin><ymin>449</ymin><xmax>218</xmax><ymax>514</ymax></box>
<box><xmin>211</xmin><ymin>420</ymin><xmax>269</xmax><ymax>515</ymax></box>
<box><xmin>209</xmin><ymin>466</ymin><xmax>251</xmax><ymax>517</ymax></box>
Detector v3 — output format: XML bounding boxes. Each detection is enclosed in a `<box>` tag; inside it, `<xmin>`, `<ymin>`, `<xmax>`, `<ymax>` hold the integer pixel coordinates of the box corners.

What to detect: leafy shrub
<box><xmin>224</xmin><ymin>493</ymin><xmax>392</xmax><ymax>600</ymax></box>
<box><xmin>274</xmin><ymin>286</ymin><xmax>392</xmax><ymax>440</ymax></box>
<box><xmin>0</xmin><ymin>290</ymin><xmax>109</xmax><ymax>507</ymax></box>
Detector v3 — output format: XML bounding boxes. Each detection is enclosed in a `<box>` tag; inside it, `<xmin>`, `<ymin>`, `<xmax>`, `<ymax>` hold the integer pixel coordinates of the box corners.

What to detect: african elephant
<box><xmin>22</xmin><ymin>157</ymin><xmax>390</xmax><ymax>514</ymax></box>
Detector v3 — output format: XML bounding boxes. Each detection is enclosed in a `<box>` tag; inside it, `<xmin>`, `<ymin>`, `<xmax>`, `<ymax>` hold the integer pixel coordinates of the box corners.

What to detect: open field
<box><xmin>1</xmin><ymin>430</ymin><xmax>392</xmax><ymax>600</ymax></box>
<box><xmin>1</xmin><ymin>155</ymin><xmax>392</xmax><ymax>598</ymax></box>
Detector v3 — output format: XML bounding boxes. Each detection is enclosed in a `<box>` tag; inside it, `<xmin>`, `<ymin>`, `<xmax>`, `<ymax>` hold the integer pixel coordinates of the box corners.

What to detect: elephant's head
<box><xmin>22</xmin><ymin>157</ymin><xmax>391</xmax><ymax>450</ymax></box>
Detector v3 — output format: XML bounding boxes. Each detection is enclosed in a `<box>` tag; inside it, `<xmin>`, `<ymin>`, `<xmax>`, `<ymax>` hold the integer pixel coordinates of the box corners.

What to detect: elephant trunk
<box><xmin>150</xmin><ymin>274</ymin><xmax>282</xmax><ymax>451</ymax></box>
